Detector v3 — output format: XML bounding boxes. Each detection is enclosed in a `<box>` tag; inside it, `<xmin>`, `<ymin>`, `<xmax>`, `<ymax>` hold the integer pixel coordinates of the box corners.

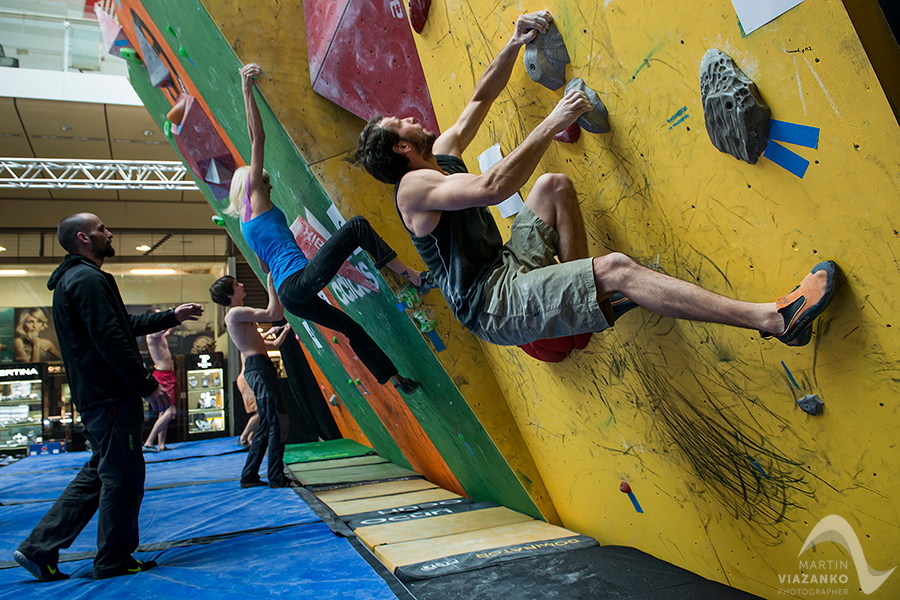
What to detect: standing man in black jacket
<box><xmin>13</xmin><ymin>213</ymin><xmax>203</xmax><ymax>582</ymax></box>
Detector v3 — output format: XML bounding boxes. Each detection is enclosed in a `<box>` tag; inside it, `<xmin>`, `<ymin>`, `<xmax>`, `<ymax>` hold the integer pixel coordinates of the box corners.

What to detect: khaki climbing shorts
<box><xmin>472</xmin><ymin>205</ymin><xmax>612</xmax><ymax>346</ymax></box>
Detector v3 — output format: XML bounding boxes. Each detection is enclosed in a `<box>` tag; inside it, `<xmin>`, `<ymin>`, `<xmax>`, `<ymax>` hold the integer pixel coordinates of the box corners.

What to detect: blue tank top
<box><xmin>240</xmin><ymin>204</ymin><xmax>309</xmax><ymax>292</ymax></box>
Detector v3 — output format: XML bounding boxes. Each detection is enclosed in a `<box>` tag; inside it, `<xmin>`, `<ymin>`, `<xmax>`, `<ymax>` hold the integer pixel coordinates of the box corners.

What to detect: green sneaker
<box><xmin>13</xmin><ymin>550</ymin><xmax>69</xmax><ymax>582</ymax></box>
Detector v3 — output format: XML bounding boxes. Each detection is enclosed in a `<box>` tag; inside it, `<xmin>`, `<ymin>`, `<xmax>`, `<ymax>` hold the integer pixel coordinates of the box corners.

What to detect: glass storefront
<box><xmin>0</xmin><ymin>261</ymin><xmax>229</xmax><ymax>454</ymax></box>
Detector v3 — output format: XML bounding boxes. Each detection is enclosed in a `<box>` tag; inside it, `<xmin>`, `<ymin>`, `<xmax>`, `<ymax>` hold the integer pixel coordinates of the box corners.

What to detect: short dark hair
<box><xmin>57</xmin><ymin>213</ymin><xmax>92</xmax><ymax>254</ymax></box>
<box><xmin>355</xmin><ymin>114</ymin><xmax>410</xmax><ymax>184</ymax></box>
<box><xmin>209</xmin><ymin>276</ymin><xmax>236</xmax><ymax>306</ymax></box>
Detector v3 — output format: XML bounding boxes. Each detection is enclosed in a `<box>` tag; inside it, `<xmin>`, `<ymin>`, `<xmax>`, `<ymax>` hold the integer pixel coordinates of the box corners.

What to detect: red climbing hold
<box><xmin>518</xmin><ymin>333</ymin><xmax>592</xmax><ymax>362</ymax></box>
<box><xmin>554</xmin><ymin>122</ymin><xmax>581</xmax><ymax>143</ymax></box>
<box><xmin>620</xmin><ymin>481</ymin><xmax>632</xmax><ymax>493</ymax></box>
<box><xmin>409</xmin><ymin>0</ymin><xmax>431</xmax><ymax>34</ymax></box>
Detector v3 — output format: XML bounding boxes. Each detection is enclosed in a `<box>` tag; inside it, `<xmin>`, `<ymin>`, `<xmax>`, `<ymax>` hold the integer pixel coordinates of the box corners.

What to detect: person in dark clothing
<box><xmin>355</xmin><ymin>11</ymin><xmax>836</xmax><ymax>350</ymax></box>
<box><xmin>210</xmin><ymin>273</ymin><xmax>296</xmax><ymax>489</ymax></box>
<box><xmin>13</xmin><ymin>213</ymin><xmax>203</xmax><ymax>582</ymax></box>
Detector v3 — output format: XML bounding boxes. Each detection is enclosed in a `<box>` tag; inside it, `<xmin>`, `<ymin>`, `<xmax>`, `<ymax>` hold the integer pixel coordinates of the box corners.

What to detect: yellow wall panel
<box><xmin>200</xmin><ymin>0</ymin><xmax>899</xmax><ymax>596</ymax></box>
<box><xmin>411</xmin><ymin>0</ymin><xmax>899</xmax><ymax>597</ymax></box>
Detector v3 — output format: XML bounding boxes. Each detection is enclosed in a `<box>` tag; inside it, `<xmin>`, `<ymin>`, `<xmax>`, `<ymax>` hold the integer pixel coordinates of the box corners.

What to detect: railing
<box><xmin>0</xmin><ymin>158</ymin><xmax>198</xmax><ymax>191</ymax></box>
<box><xmin>0</xmin><ymin>8</ymin><xmax>126</xmax><ymax>76</ymax></box>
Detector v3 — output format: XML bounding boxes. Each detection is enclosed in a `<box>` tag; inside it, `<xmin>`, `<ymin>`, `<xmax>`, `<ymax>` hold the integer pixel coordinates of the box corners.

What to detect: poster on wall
<box><xmin>0</xmin><ymin>308</ymin><xmax>13</xmax><ymax>364</ymax></box>
<box><xmin>0</xmin><ymin>302</ymin><xmax>216</xmax><ymax>364</ymax></box>
<box><xmin>12</xmin><ymin>307</ymin><xmax>62</xmax><ymax>364</ymax></box>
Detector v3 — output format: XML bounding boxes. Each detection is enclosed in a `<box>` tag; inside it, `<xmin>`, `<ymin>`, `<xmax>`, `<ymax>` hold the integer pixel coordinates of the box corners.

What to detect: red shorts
<box><xmin>153</xmin><ymin>370</ymin><xmax>177</xmax><ymax>406</ymax></box>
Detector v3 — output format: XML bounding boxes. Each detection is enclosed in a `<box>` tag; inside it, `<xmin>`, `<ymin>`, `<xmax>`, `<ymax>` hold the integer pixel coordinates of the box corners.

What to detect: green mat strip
<box><xmin>287</xmin><ymin>455</ymin><xmax>388</xmax><ymax>474</ymax></box>
<box><xmin>289</xmin><ymin>462</ymin><xmax>419</xmax><ymax>486</ymax></box>
<box><xmin>283</xmin><ymin>439</ymin><xmax>377</xmax><ymax>465</ymax></box>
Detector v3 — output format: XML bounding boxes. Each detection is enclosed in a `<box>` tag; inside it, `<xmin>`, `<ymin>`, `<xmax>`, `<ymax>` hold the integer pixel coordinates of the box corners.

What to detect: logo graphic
<box><xmin>799</xmin><ymin>515</ymin><xmax>895</xmax><ymax>595</ymax></box>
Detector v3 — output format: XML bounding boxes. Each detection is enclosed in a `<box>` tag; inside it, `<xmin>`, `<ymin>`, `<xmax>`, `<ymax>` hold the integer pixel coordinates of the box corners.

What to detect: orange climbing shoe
<box><xmin>761</xmin><ymin>261</ymin><xmax>837</xmax><ymax>347</ymax></box>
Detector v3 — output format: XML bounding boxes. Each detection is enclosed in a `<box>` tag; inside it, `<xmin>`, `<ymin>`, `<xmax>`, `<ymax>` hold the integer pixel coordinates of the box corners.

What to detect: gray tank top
<box><xmin>394</xmin><ymin>155</ymin><xmax>504</xmax><ymax>330</ymax></box>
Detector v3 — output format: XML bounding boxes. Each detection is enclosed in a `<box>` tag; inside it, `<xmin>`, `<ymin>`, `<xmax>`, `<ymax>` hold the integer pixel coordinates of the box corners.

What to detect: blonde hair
<box><xmin>15</xmin><ymin>308</ymin><xmax>48</xmax><ymax>338</ymax></box>
<box><xmin>226</xmin><ymin>166</ymin><xmax>270</xmax><ymax>217</ymax></box>
<box><xmin>226</xmin><ymin>166</ymin><xmax>251</xmax><ymax>217</ymax></box>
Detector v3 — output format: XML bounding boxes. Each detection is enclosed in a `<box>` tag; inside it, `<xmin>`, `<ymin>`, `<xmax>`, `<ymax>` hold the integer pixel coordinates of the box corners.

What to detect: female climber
<box><xmin>225</xmin><ymin>63</ymin><xmax>428</xmax><ymax>394</ymax></box>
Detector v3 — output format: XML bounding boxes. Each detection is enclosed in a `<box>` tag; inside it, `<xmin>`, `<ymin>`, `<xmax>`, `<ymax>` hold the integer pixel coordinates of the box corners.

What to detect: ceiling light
<box><xmin>136</xmin><ymin>245</ymin><xmax>151</xmax><ymax>252</ymax></box>
<box><xmin>0</xmin><ymin>246</ymin><xmax>6</xmax><ymax>252</ymax></box>
<box><xmin>143</xmin><ymin>130</ymin><xmax>154</xmax><ymax>136</ymax></box>
<box><xmin>0</xmin><ymin>269</ymin><xmax>28</xmax><ymax>276</ymax></box>
<box><xmin>130</xmin><ymin>268</ymin><xmax>176</xmax><ymax>275</ymax></box>
<box><xmin>61</xmin><ymin>126</ymin><xmax>72</xmax><ymax>131</ymax></box>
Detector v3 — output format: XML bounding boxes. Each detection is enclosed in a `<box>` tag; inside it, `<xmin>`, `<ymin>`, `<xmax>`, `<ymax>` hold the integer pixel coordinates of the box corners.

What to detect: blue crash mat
<box><xmin>0</xmin><ymin>437</ymin><xmax>248</xmax><ymax>477</ymax></box>
<box><xmin>0</xmin><ymin>525</ymin><xmax>398</xmax><ymax>600</ymax></box>
<box><xmin>144</xmin><ymin>452</ymin><xmax>263</xmax><ymax>488</ymax></box>
<box><xmin>0</xmin><ymin>480</ymin><xmax>317</xmax><ymax>557</ymax></box>
<box><xmin>142</xmin><ymin>437</ymin><xmax>248</xmax><ymax>463</ymax></box>
<box><xmin>0</xmin><ymin>452</ymin><xmax>89</xmax><ymax>476</ymax></box>
<box><xmin>1</xmin><ymin>449</ymin><xmax>264</xmax><ymax>504</ymax></box>
<box><xmin>0</xmin><ymin>464</ymin><xmax>90</xmax><ymax>504</ymax></box>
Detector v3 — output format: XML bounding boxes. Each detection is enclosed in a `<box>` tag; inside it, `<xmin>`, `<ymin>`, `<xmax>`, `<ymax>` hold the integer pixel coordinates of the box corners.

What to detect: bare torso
<box><xmin>224</xmin><ymin>312</ymin><xmax>268</xmax><ymax>358</ymax></box>
<box><xmin>146</xmin><ymin>331</ymin><xmax>173</xmax><ymax>371</ymax></box>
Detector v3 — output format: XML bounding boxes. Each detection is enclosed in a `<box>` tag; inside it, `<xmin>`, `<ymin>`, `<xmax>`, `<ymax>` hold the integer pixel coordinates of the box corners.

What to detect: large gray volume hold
<box><xmin>700</xmin><ymin>49</ymin><xmax>770</xmax><ymax>164</ymax></box>
<box><xmin>523</xmin><ymin>21</ymin><xmax>570</xmax><ymax>91</ymax></box>
<box><xmin>565</xmin><ymin>78</ymin><xmax>610</xmax><ymax>134</ymax></box>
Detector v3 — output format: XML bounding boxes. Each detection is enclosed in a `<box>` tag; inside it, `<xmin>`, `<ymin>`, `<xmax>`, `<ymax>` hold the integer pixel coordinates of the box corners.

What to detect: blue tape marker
<box><xmin>764</xmin><ymin>140</ymin><xmax>809</xmax><ymax>178</ymax></box>
<box><xmin>464</xmin><ymin>441</ymin><xmax>475</xmax><ymax>456</ymax></box>
<box><xmin>357</xmin><ymin>381</ymin><xmax>369</xmax><ymax>395</ymax></box>
<box><xmin>668</xmin><ymin>113</ymin><xmax>689</xmax><ymax>129</ymax></box>
<box><xmin>769</xmin><ymin>120</ymin><xmax>819</xmax><ymax>149</ymax></box>
<box><xmin>746</xmin><ymin>454</ymin><xmax>770</xmax><ymax>479</ymax></box>
<box><xmin>781</xmin><ymin>360</ymin><xmax>801</xmax><ymax>389</ymax></box>
<box><xmin>114</xmin><ymin>40</ymin><xmax>130</xmax><ymax>47</ymax></box>
<box><xmin>426</xmin><ymin>330</ymin><xmax>445</xmax><ymax>352</ymax></box>
<box><xmin>396</xmin><ymin>302</ymin><xmax>407</xmax><ymax>312</ymax></box>
<box><xmin>628</xmin><ymin>492</ymin><xmax>643</xmax><ymax>513</ymax></box>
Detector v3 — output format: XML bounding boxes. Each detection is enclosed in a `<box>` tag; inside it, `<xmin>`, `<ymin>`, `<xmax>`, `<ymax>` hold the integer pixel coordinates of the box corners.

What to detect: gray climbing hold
<box><xmin>797</xmin><ymin>394</ymin><xmax>824</xmax><ymax>416</ymax></box>
<box><xmin>700</xmin><ymin>49</ymin><xmax>770</xmax><ymax>164</ymax></box>
<box><xmin>565</xmin><ymin>78</ymin><xmax>610</xmax><ymax>134</ymax></box>
<box><xmin>134</xmin><ymin>27</ymin><xmax>171</xmax><ymax>88</ymax></box>
<box><xmin>523</xmin><ymin>21</ymin><xmax>570</xmax><ymax>91</ymax></box>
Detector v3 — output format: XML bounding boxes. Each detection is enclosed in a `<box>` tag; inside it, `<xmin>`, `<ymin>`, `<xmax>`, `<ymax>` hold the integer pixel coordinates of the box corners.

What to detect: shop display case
<box><xmin>0</xmin><ymin>364</ymin><xmax>45</xmax><ymax>454</ymax></box>
<box><xmin>185</xmin><ymin>352</ymin><xmax>226</xmax><ymax>439</ymax></box>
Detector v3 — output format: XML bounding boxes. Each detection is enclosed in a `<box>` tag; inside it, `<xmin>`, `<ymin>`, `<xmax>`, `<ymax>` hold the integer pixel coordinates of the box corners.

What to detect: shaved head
<box><xmin>57</xmin><ymin>213</ymin><xmax>95</xmax><ymax>254</ymax></box>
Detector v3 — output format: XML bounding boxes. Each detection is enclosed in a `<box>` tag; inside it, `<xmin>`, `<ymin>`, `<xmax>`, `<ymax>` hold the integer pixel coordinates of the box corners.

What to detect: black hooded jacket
<box><xmin>47</xmin><ymin>254</ymin><xmax>180</xmax><ymax>411</ymax></box>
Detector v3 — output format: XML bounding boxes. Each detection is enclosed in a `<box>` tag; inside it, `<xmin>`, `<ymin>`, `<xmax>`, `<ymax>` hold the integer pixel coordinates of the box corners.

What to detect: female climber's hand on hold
<box><xmin>241</xmin><ymin>63</ymin><xmax>262</xmax><ymax>87</ymax></box>
<box><xmin>511</xmin><ymin>10</ymin><xmax>551</xmax><ymax>45</ymax></box>
<box><xmin>546</xmin><ymin>89</ymin><xmax>592</xmax><ymax>134</ymax></box>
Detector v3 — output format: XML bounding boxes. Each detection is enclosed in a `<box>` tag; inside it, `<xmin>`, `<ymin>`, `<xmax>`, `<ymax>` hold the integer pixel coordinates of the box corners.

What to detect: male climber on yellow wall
<box><xmin>355</xmin><ymin>10</ymin><xmax>836</xmax><ymax>351</ymax></box>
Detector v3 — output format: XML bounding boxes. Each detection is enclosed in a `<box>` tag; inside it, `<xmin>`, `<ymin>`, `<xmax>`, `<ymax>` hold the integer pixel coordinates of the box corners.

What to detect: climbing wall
<box><xmin>116</xmin><ymin>0</ymin><xmax>899</xmax><ymax>597</ymax></box>
<box><xmin>405</xmin><ymin>1</ymin><xmax>900</xmax><ymax>598</ymax></box>
<box><xmin>113</xmin><ymin>0</ymin><xmax>559</xmax><ymax>526</ymax></box>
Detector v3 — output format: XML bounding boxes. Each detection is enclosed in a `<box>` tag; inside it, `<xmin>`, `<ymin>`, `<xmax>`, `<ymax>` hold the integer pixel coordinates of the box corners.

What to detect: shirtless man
<box><xmin>209</xmin><ymin>273</ymin><xmax>297</xmax><ymax>488</ymax></box>
<box><xmin>143</xmin><ymin>314</ymin><xmax>177</xmax><ymax>451</ymax></box>
<box><xmin>356</xmin><ymin>11</ymin><xmax>836</xmax><ymax>349</ymax></box>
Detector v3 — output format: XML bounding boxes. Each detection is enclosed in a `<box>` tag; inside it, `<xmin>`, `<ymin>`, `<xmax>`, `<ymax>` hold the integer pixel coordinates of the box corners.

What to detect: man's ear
<box><xmin>75</xmin><ymin>230</ymin><xmax>90</xmax><ymax>245</ymax></box>
<box><xmin>393</xmin><ymin>141</ymin><xmax>412</xmax><ymax>156</ymax></box>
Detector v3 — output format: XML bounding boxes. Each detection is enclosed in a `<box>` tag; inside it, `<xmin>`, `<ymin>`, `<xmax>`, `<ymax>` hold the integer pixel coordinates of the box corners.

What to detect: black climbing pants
<box><xmin>240</xmin><ymin>354</ymin><xmax>288</xmax><ymax>486</ymax></box>
<box><xmin>278</xmin><ymin>216</ymin><xmax>399</xmax><ymax>384</ymax></box>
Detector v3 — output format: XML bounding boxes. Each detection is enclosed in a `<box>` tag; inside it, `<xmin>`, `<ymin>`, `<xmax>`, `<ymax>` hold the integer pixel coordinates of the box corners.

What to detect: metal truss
<box><xmin>0</xmin><ymin>158</ymin><xmax>198</xmax><ymax>191</ymax></box>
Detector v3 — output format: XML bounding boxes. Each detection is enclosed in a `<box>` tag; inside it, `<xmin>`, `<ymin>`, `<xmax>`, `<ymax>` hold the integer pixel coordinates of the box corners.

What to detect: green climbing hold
<box><xmin>166</xmin><ymin>25</ymin><xmax>177</xmax><ymax>37</ymax></box>
<box><xmin>120</xmin><ymin>48</ymin><xmax>143</xmax><ymax>66</ymax></box>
